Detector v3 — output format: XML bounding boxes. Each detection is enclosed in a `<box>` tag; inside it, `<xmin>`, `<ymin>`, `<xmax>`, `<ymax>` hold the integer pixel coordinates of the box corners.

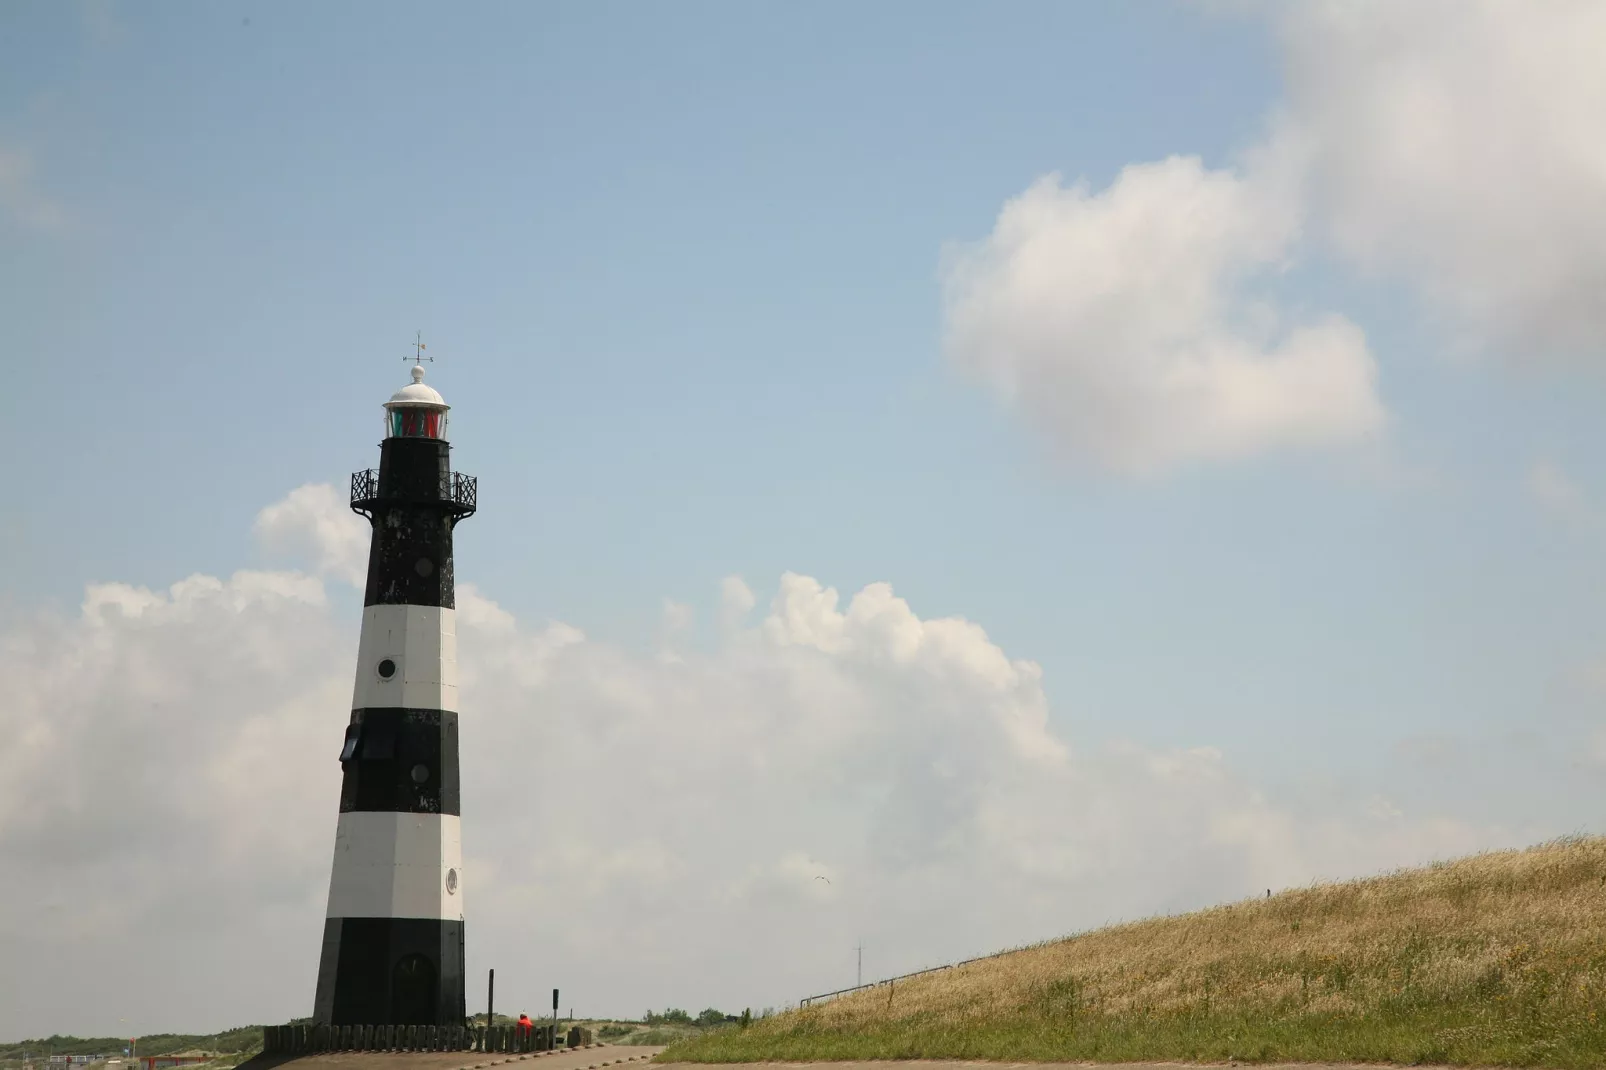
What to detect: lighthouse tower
<box><xmin>313</xmin><ymin>360</ymin><xmax>477</xmax><ymax>1027</ymax></box>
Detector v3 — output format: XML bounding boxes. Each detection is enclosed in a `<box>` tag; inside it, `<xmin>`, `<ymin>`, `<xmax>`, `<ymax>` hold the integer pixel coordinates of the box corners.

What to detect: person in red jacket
<box><xmin>518</xmin><ymin>1013</ymin><xmax>533</xmax><ymax>1036</ymax></box>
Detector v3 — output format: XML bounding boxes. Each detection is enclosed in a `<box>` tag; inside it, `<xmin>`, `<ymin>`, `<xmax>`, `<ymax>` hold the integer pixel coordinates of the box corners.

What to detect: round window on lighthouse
<box><xmin>377</xmin><ymin>658</ymin><xmax>397</xmax><ymax>679</ymax></box>
<box><xmin>411</xmin><ymin>763</ymin><xmax>430</xmax><ymax>784</ymax></box>
<box><xmin>446</xmin><ymin>868</ymin><xmax>458</xmax><ymax>895</ymax></box>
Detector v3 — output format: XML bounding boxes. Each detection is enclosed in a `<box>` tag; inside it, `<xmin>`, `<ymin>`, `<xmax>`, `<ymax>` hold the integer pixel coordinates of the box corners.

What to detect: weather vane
<box><xmin>406</xmin><ymin>330</ymin><xmax>433</xmax><ymax>365</ymax></box>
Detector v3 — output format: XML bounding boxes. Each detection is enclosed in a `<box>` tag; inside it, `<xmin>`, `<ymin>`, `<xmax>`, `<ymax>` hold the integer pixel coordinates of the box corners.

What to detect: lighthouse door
<box><xmin>392</xmin><ymin>953</ymin><xmax>438</xmax><ymax>1025</ymax></box>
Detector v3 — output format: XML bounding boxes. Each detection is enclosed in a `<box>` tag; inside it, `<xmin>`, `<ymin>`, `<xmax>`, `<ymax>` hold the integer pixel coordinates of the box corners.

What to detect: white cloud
<box><xmin>1590</xmin><ymin>728</ymin><xmax>1606</xmax><ymax>769</ymax></box>
<box><xmin>0</xmin><ymin>144</ymin><xmax>66</xmax><ymax>230</ymax></box>
<box><xmin>1278</xmin><ymin>1</ymin><xmax>1606</xmax><ymax>358</ymax></box>
<box><xmin>0</xmin><ymin>486</ymin><xmax>1534</xmax><ymax>1038</ymax></box>
<box><xmin>948</xmin><ymin>3</ymin><xmax>1606</xmax><ymax>470</ymax></box>
<box><xmin>75</xmin><ymin>0</ymin><xmax>128</xmax><ymax>47</ymax></box>
<box><xmin>1528</xmin><ymin>459</ymin><xmax>1588</xmax><ymax>517</ymax></box>
<box><xmin>718</xmin><ymin>575</ymin><xmax>756</xmax><ymax>632</ymax></box>
<box><xmin>253</xmin><ymin>482</ymin><xmax>370</xmax><ymax>585</ymax></box>
<box><xmin>943</xmin><ymin>156</ymin><xmax>1385</xmax><ymax>475</ymax></box>
<box><xmin>1525</xmin><ymin>459</ymin><xmax>1606</xmax><ymax>538</ymax></box>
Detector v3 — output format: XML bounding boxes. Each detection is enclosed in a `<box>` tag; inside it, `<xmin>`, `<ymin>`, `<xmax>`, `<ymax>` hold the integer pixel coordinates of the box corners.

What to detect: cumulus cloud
<box><xmin>948</xmin><ymin>3</ymin><xmax>1606</xmax><ymax>471</ymax></box>
<box><xmin>0</xmin><ymin>144</ymin><xmax>66</xmax><ymax>230</ymax></box>
<box><xmin>1278</xmin><ymin>0</ymin><xmax>1606</xmax><ymax>358</ymax></box>
<box><xmin>0</xmin><ymin>487</ymin><xmax>1529</xmax><ymax>1039</ymax></box>
<box><xmin>1528</xmin><ymin>459</ymin><xmax>1588</xmax><ymax>517</ymax></box>
<box><xmin>943</xmin><ymin>156</ymin><xmax>1385</xmax><ymax>475</ymax></box>
<box><xmin>719</xmin><ymin>575</ymin><xmax>757</xmax><ymax>632</ymax></box>
<box><xmin>253</xmin><ymin>483</ymin><xmax>370</xmax><ymax>585</ymax></box>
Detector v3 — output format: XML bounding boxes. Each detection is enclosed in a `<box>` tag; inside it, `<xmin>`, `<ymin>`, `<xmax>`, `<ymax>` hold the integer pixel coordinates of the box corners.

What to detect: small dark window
<box><xmin>415</xmin><ymin>557</ymin><xmax>435</xmax><ymax>577</ymax></box>
<box><xmin>377</xmin><ymin>658</ymin><xmax>397</xmax><ymax>679</ymax></box>
<box><xmin>339</xmin><ymin>725</ymin><xmax>362</xmax><ymax>763</ymax></box>
<box><xmin>410</xmin><ymin>763</ymin><xmax>430</xmax><ymax>784</ymax></box>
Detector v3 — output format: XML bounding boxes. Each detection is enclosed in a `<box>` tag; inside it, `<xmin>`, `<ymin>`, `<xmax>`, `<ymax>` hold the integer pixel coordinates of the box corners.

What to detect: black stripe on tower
<box><xmin>338</xmin><ymin>708</ymin><xmax>461</xmax><ymax>815</ymax></box>
<box><xmin>316</xmin><ymin>918</ymin><xmax>466</xmax><ymax>1027</ymax></box>
<box><xmin>359</xmin><ymin>435</ymin><xmax>476</xmax><ymax>609</ymax></box>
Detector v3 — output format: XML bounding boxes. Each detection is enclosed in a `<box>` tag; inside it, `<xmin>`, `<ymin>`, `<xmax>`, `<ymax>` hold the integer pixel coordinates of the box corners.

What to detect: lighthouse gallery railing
<box><xmin>350</xmin><ymin>468</ymin><xmax>477</xmax><ymax>520</ymax></box>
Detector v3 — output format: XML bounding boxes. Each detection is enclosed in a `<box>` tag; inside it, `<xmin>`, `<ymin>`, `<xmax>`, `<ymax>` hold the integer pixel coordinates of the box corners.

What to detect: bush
<box><xmin>645</xmin><ymin>1008</ymin><xmax>693</xmax><ymax>1026</ymax></box>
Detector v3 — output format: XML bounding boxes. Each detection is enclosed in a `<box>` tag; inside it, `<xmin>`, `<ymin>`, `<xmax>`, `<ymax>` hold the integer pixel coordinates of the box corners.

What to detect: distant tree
<box><xmin>695</xmin><ymin>1008</ymin><xmax>726</xmax><ymax>1027</ymax></box>
<box><xmin>740</xmin><ymin>1008</ymin><xmax>752</xmax><ymax>1030</ymax></box>
<box><xmin>663</xmin><ymin>1008</ymin><xmax>693</xmax><ymax>1025</ymax></box>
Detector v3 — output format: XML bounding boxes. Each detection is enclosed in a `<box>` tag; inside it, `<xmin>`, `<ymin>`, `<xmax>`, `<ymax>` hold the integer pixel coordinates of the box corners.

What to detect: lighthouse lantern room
<box><xmin>314</xmin><ymin>359</ymin><xmax>476</xmax><ymax>1028</ymax></box>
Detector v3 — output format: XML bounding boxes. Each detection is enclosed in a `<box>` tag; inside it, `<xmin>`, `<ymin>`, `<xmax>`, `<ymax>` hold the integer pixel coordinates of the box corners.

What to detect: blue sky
<box><xmin>8</xmin><ymin>0</ymin><xmax>1601</xmax><ymax>786</ymax></box>
<box><xmin>5</xmin><ymin>0</ymin><xmax>1606</xmax><ymax>1037</ymax></box>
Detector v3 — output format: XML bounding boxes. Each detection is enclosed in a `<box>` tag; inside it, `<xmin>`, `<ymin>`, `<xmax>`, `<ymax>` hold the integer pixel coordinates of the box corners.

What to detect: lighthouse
<box><xmin>313</xmin><ymin>359</ymin><xmax>477</xmax><ymax>1027</ymax></box>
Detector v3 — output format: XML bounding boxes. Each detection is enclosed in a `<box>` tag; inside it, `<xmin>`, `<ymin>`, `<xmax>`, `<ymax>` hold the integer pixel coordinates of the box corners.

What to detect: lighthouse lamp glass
<box><xmin>387</xmin><ymin>409</ymin><xmax>447</xmax><ymax>439</ymax></box>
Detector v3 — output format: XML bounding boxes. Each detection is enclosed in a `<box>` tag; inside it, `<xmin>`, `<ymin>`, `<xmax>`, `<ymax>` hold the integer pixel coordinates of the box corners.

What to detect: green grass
<box><xmin>0</xmin><ymin>1024</ymin><xmax>264</xmax><ymax>1064</ymax></box>
<box><xmin>627</xmin><ymin>1027</ymin><xmax>704</xmax><ymax>1045</ymax></box>
<box><xmin>665</xmin><ymin>836</ymin><xmax>1606</xmax><ymax>1067</ymax></box>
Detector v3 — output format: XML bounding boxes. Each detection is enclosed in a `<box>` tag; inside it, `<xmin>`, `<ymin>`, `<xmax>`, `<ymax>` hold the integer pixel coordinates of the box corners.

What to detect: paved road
<box><xmin>238</xmin><ymin>1041</ymin><xmax>665</xmax><ymax>1070</ymax></box>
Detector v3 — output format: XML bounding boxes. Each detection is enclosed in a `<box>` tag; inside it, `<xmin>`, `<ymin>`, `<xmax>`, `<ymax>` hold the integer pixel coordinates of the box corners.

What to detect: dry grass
<box><xmin>667</xmin><ymin>836</ymin><xmax>1606</xmax><ymax>1066</ymax></box>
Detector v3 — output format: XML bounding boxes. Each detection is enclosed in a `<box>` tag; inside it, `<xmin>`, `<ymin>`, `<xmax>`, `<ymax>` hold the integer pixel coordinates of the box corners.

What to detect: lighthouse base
<box><xmin>312</xmin><ymin>917</ymin><xmax>466</xmax><ymax>1027</ymax></box>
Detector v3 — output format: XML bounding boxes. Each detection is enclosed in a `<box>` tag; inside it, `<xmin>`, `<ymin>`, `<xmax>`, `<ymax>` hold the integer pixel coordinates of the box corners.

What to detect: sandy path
<box><xmin>653</xmin><ymin>1063</ymin><xmax>1479</xmax><ymax>1070</ymax></box>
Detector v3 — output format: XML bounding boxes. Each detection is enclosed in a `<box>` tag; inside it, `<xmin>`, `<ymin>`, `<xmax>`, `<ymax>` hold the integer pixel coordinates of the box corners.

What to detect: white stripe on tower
<box><xmin>325</xmin><ymin>812</ymin><xmax>464</xmax><ymax>920</ymax></box>
<box><xmin>350</xmin><ymin>605</ymin><xmax>460</xmax><ymax>713</ymax></box>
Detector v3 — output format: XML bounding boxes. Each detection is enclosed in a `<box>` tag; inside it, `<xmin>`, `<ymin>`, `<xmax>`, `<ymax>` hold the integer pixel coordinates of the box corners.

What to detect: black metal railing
<box><xmin>350</xmin><ymin>469</ymin><xmax>477</xmax><ymax>521</ymax></box>
<box><xmin>262</xmin><ymin>1022</ymin><xmax>591</xmax><ymax>1055</ymax></box>
<box><xmin>350</xmin><ymin>468</ymin><xmax>378</xmax><ymax>505</ymax></box>
<box><xmin>799</xmin><ymin>952</ymin><xmax>1004</xmax><ymax>1007</ymax></box>
<box><xmin>450</xmin><ymin>471</ymin><xmax>477</xmax><ymax>514</ymax></box>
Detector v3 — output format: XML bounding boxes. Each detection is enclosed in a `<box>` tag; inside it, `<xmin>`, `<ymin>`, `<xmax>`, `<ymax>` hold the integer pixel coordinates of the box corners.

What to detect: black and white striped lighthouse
<box><xmin>313</xmin><ymin>358</ymin><xmax>477</xmax><ymax>1027</ymax></box>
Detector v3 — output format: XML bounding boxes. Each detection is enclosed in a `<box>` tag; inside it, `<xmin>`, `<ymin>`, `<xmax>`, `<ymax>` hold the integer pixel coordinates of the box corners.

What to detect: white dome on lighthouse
<box><xmin>387</xmin><ymin>363</ymin><xmax>448</xmax><ymax>410</ymax></box>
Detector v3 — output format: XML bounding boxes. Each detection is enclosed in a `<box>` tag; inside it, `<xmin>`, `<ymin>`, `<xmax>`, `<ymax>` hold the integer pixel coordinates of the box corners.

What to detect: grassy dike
<box><xmin>664</xmin><ymin>837</ymin><xmax>1606</xmax><ymax>1067</ymax></box>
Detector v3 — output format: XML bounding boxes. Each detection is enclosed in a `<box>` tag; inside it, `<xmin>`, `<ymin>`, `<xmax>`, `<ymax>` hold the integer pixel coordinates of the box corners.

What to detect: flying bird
<box><xmin>815</xmin><ymin>875</ymin><xmax>831</xmax><ymax>884</ymax></box>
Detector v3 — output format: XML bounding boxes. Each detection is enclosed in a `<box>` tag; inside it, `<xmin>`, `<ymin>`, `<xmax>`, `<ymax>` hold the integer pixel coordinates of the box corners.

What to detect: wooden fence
<box><xmin>262</xmin><ymin>1022</ymin><xmax>563</xmax><ymax>1055</ymax></box>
